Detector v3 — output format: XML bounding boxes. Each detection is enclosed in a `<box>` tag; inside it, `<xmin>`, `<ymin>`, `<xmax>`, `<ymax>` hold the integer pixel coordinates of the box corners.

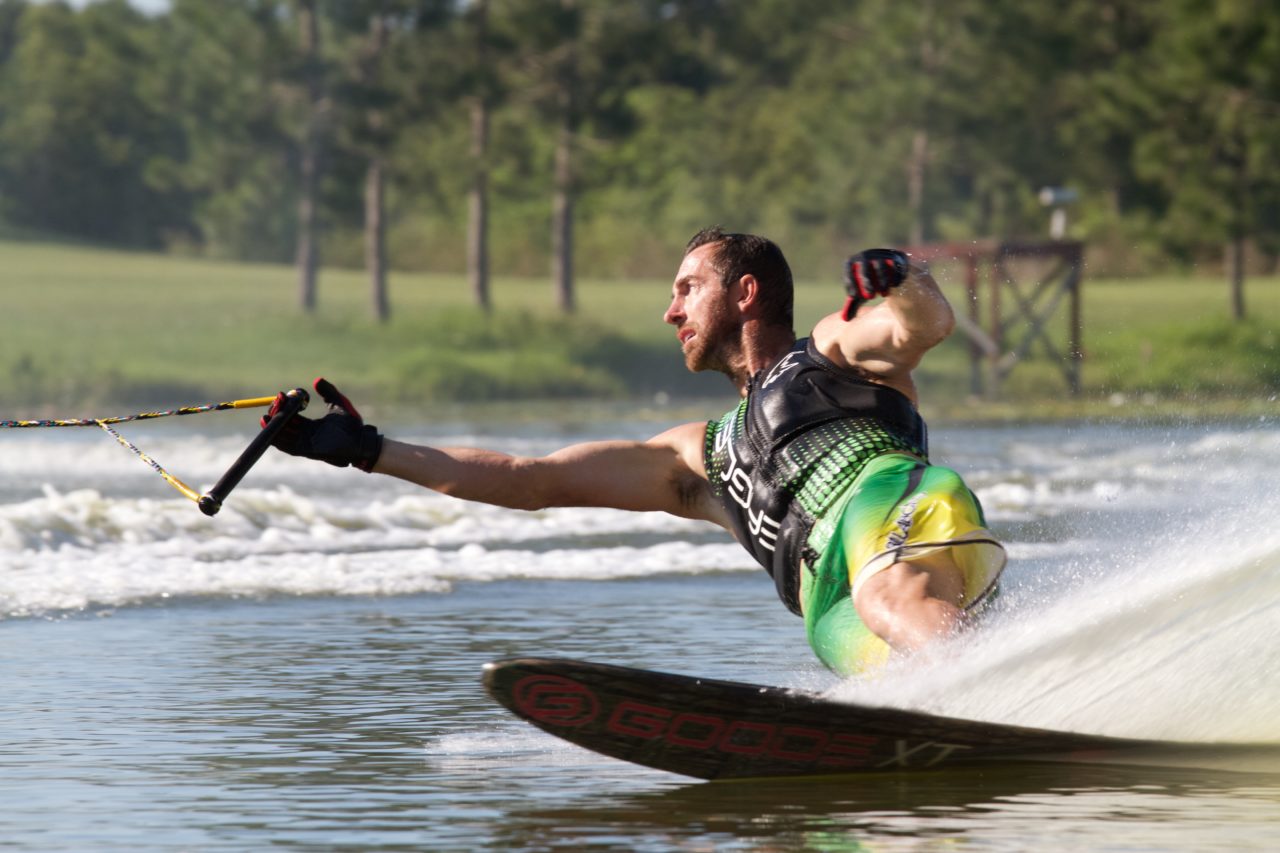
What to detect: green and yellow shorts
<box><xmin>799</xmin><ymin>453</ymin><xmax>1007</xmax><ymax>677</ymax></box>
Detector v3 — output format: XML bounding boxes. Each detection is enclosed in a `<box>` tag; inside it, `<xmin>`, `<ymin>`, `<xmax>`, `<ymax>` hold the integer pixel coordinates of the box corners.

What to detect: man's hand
<box><xmin>841</xmin><ymin>248</ymin><xmax>910</xmax><ymax>320</ymax></box>
<box><xmin>263</xmin><ymin>378</ymin><xmax>383</xmax><ymax>472</ymax></box>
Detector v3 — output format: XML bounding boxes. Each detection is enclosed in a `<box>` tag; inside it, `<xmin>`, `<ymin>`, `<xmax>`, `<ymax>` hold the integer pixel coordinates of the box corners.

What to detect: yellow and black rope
<box><xmin>1</xmin><ymin>391</ymin><xmax>305</xmax><ymax>515</ymax></box>
<box><xmin>0</xmin><ymin>396</ymin><xmax>276</xmax><ymax>429</ymax></box>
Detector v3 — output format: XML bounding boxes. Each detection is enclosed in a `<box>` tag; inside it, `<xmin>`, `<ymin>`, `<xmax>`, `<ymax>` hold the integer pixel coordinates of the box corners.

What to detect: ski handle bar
<box><xmin>197</xmin><ymin>387</ymin><xmax>309</xmax><ymax>517</ymax></box>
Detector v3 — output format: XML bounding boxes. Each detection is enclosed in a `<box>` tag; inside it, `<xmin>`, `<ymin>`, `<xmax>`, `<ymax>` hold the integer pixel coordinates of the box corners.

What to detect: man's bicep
<box><xmin>538</xmin><ymin>423</ymin><xmax>718</xmax><ymax>521</ymax></box>
<box><xmin>815</xmin><ymin>310</ymin><xmax>908</xmax><ymax>374</ymax></box>
<box><xmin>815</xmin><ymin>301</ymin><xmax>941</xmax><ymax>379</ymax></box>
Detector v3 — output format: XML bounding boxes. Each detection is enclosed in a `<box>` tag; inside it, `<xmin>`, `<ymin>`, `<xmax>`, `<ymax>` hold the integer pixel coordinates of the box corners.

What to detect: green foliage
<box><xmin>0</xmin><ymin>0</ymin><xmax>189</xmax><ymax>246</ymax></box>
<box><xmin>2</xmin><ymin>241</ymin><xmax>1278</xmax><ymax>416</ymax></box>
<box><xmin>381</xmin><ymin>309</ymin><xmax>629</xmax><ymax>401</ymax></box>
<box><xmin>154</xmin><ymin>0</ymin><xmax>307</xmax><ymax>261</ymax></box>
<box><xmin>0</xmin><ymin>239</ymin><xmax>704</xmax><ymax>409</ymax></box>
<box><xmin>1</xmin><ymin>0</ymin><xmax>1280</xmax><ymax>297</ymax></box>
<box><xmin>1126</xmin><ymin>0</ymin><xmax>1280</xmax><ymax>258</ymax></box>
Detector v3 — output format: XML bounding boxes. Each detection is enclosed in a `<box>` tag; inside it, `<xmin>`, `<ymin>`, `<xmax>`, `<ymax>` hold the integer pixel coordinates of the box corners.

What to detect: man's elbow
<box><xmin>907</xmin><ymin>305</ymin><xmax>954</xmax><ymax>350</ymax></box>
<box><xmin>934</xmin><ymin>306</ymin><xmax>956</xmax><ymax>343</ymax></box>
<box><xmin>503</xmin><ymin>456</ymin><xmax>560</xmax><ymax>511</ymax></box>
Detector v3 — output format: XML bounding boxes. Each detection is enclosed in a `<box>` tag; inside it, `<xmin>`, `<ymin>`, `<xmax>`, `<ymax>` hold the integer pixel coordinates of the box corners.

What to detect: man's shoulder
<box><xmin>808</xmin><ymin>313</ymin><xmax>854</xmax><ymax>366</ymax></box>
<box><xmin>646</xmin><ymin>420</ymin><xmax>731</xmax><ymax>526</ymax></box>
<box><xmin>647</xmin><ymin>420</ymin><xmax>710</xmax><ymax>463</ymax></box>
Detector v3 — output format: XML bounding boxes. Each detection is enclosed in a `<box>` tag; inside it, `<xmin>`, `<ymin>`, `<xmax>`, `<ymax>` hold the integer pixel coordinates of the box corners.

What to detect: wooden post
<box><xmin>907</xmin><ymin>240</ymin><xmax>1084</xmax><ymax>398</ymax></box>
<box><xmin>1067</xmin><ymin>244</ymin><xmax>1083</xmax><ymax>396</ymax></box>
<box><xmin>965</xmin><ymin>255</ymin><xmax>982</xmax><ymax>397</ymax></box>
<box><xmin>988</xmin><ymin>254</ymin><xmax>1004</xmax><ymax>397</ymax></box>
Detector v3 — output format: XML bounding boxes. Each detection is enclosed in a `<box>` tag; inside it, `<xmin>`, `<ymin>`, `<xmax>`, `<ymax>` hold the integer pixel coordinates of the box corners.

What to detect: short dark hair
<box><xmin>685</xmin><ymin>226</ymin><xmax>794</xmax><ymax>329</ymax></box>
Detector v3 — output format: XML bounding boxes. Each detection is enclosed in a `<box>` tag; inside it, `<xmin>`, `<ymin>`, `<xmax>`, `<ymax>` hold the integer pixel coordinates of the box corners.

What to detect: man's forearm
<box><xmin>888</xmin><ymin>265</ymin><xmax>955</xmax><ymax>344</ymax></box>
<box><xmin>372</xmin><ymin>438</ymin><xmax>546</xmax><ymax>510</ymax></box>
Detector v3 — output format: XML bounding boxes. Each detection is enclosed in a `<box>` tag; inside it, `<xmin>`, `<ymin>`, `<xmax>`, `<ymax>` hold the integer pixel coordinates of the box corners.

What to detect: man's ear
<box><xmin>735</xmin><ymin>274</ymin><xmax>761</xmax><ymax>315</ymax></box>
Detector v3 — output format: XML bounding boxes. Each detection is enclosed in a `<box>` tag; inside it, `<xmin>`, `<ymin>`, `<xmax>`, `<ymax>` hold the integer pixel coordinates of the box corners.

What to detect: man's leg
<box><xmin>852</xmin><ymin>550</ymin><xmax>967</xmax><ymax>652</ymax></box>
<box><xmin>803</xmin><ymin>456</ymin><xmax>1006</xmax><ymax>674</ymax></box>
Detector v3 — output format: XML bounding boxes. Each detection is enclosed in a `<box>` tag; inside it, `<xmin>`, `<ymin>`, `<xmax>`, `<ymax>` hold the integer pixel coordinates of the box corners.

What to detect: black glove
<box><xmin>263</xmin><ymin>378</ymin><xmax>383</xmax><ymax>472</ymax></box>
<box><xmin>841</xmin><ymin>248</ymin><xmax>910</xmax><ymax>320</ymax></box>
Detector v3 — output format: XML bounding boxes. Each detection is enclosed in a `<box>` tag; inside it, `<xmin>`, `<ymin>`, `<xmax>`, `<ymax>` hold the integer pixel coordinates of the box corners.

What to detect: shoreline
<box><xmin>353</xmin><ymin>391</ymin><xmax>1280</xmax><ymax>431</ymax></box>
<box><xmin>6</xmin><ymin>381</ymin><xmax>1275</xmax><ymax>430</ymax></box>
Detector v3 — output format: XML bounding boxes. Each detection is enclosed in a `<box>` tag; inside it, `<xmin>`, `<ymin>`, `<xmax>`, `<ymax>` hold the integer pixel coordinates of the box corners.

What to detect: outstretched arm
<box><xmin>266</xmin><ymin>380</ymin><xmax>724</xmax><ymax>526</ymax></box>
<box><xmin>374</xmin><ymin>421</ymin><xmax>722</xmax><ymax>523</ymax></box>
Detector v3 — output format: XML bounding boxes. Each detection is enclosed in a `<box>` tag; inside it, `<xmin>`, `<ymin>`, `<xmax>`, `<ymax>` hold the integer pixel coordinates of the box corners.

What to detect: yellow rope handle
<box><xmin>1</xmin><ymin>394</ymin><xmax>278</xmax><ymax>428</ymax></box>
<box><xmin>228</xmin><ymin>396</ymin><xmax>277</xmax><ymax>410</ymax></box>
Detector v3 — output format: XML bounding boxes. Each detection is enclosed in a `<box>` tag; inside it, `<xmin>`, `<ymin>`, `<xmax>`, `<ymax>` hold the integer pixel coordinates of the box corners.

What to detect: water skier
<box><xmin>265</xmin><ymin>228</ymin><xmax>1006</xmax><ymax>676</ymax></box>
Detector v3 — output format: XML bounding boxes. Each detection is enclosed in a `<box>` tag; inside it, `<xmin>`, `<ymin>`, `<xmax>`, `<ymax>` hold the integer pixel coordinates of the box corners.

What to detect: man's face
<box><xmin>664</xmin><ymin>243</ymin><xmax>740</xmax><ymax>373</ymax></box>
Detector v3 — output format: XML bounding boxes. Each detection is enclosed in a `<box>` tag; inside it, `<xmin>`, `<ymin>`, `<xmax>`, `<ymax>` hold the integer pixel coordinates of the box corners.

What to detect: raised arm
<box><xmin>812</xmin><ymin>251</ymin><xmax>955</xmax><ymax>400</ymax></box>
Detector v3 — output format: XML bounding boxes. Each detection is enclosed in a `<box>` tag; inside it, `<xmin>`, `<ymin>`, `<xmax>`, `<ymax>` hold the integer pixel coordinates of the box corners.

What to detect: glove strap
<box><xmin>353</xmin><ymin>426</ymin><xmax>384</xmax><ymax>473</ymax></box>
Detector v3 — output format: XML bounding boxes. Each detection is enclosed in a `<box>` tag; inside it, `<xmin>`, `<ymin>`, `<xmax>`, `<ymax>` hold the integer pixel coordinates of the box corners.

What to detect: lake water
<box><xmin>2</xmin><ymin>405</ymin><xmax>1279</xmax><ymax>850</ymax></box>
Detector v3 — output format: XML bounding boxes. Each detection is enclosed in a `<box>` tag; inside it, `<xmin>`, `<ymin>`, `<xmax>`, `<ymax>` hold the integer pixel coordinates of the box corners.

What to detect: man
<box><xmin>267</xmin><ymin>228</ymin><xmax>1006</xmax><ymax>676</ymax></box>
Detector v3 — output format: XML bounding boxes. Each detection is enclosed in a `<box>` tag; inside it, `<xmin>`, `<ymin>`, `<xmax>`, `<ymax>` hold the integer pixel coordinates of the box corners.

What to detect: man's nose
<box><xmin>663</xmin><ymin>298</ymin><xmax>682</xmax><ymax>325</ymax></box>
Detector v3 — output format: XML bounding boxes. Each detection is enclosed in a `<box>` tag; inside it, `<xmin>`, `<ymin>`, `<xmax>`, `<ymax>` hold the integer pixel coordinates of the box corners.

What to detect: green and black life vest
<box><xmin>703</xmin><ymin>337</ymin><xmax>928</xmax><ymax>615</ymax></box>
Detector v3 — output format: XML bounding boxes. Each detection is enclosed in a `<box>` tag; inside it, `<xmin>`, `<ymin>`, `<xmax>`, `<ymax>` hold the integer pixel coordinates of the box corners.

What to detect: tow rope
<box><xmin>1</xmin><ymin>388</ymin><xmax>308</xmax><ymax>516</ymax></box>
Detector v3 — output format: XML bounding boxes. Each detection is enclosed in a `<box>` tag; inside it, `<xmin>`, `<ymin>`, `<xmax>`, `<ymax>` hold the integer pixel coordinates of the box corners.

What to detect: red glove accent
<box><xmin>841</xmin><ymin>249</ymin><xmax>910</xmax><ymax>320</ymax></box>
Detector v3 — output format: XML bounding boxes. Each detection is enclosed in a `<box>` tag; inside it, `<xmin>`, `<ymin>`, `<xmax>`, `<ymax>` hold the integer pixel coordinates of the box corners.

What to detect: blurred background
<box><xmin>4</xmin><ymin>7</ymin><xmax>1280</xmax><ymax>847</ymax></box>
<box><xmin>1</xmin><ymin>0</ymin><xmax>1277</xmax><ymax>415</ymax></box>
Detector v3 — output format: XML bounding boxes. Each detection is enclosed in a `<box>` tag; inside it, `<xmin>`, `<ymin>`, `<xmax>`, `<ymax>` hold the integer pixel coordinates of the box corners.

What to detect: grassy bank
<box><xmin>2</xmin><ymin>240</ymin><xmax>1278</xmax><ymax>420</ymax></box>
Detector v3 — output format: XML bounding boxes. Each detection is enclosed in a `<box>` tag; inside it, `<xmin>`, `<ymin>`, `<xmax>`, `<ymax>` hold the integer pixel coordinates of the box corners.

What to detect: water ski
<box><xmin>483</xmin><ymin>657</ymin><xmax>1280</xmax><ymax>781</ymax></box>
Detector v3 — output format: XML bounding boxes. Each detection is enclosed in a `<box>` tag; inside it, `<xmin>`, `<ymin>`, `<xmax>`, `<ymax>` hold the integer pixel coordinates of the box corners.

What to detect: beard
<box><xmin>681</xmin><ymin>305</ymin><xmax>740</xmax><ymax>375</ymax></box>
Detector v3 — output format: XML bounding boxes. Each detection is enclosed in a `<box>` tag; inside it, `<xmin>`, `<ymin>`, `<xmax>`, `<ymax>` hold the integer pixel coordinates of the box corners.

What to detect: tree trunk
<box><xmin>468</xmin><ymin>100</ymin><xmax>491</xmax><ymax>312</ymax></box>
<box><xmin>552</xmin><ymin>117</ymin><xmax>575</xmax><ymax>314</ymax></box>
<box><xmin>363</xmin><ymin>14</ymin><xmax>390</xmax><ymax>323</ymax></box>
<box><xmin>1227</xmin><ymin>148</ymin><xmax>1248</xmax><ymax>322</ymax></box>
<box><xmin>906</xmin><ymin>129</ymin><xmax>928</xmax><ymax>246</ymax></box>
<box><xmin>367</xmin><ymin>156</ymin><xmax>389</xmax><ymax>323</ymax></box>
<box><xmin>1228</xmin><ymin>235</ymin><xmax>1246</xmax><ymax>322</ymax></box>
<box><xmin>549</xmin><ymin>0</ymin><xmax>577</xmax><ymax>314</ymax></box>
<box><xmin>905</xmin><ymin>0</ymin><xmax>936</xmax><ymax>247</ymax></box>
<box><xmin>467</xmin><ymin>0</ymin><xmax>491</xmax><ymax>312</ymax></box>
<box><xmin>295</xmin><ymin>0</ymin><xmax>323</xmax><ymax>313</ymax></box>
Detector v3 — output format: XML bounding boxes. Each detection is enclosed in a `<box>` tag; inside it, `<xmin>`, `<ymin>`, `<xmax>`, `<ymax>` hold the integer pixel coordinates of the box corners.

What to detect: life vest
<box><xmin>704</xmin><ymin>337</ymin><xmax>928</xmax><ymax>615</ymax></box>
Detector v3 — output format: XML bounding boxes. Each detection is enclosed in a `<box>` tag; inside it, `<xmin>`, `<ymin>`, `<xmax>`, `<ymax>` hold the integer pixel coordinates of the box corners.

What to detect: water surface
<box><xmin>3</xmin><ymin>411</ymin><xmax>1279</xmax><ymax>849</ymax></box>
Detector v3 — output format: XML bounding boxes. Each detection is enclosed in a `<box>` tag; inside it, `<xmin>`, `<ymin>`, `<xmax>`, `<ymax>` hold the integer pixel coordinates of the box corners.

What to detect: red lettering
<box><xmin>599</xmin><ymin>698</ymin><xmax>885</xmax><ymax>771</ymax></box>
<box><xmin>666</xmin><ymin>713</ymin><xmax>726</xmax><ymax>749</ymax></box>
<box><xmin>718</xmin><ymin>720</ymin><xmax>775</xmax><ymax>755</ymax></box>
<box><xmin>608</xmin><ymin>700</ymin><xmax>671</xmax><ymax>739</ymax></box>
<box><xmin>819</xmin><ymin>733</ymin><xmax>878</xmax><ymax>768</ymax></box>
<box><xmin>769</xmin><ymin>726</ymin><xmax>829</xmax><ymax>762</ymax></box>
<box><xmin>512</xmin><ymin>675</ymin><xmax>600</xmax><ymax>727</ymax></box>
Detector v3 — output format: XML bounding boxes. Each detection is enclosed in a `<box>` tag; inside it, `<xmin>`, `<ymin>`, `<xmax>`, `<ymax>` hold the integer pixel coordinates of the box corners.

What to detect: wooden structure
<box><xmin>907</xmin><ymin>240</ymin><xmax>1085</xmax><ymax>397</ymax></box>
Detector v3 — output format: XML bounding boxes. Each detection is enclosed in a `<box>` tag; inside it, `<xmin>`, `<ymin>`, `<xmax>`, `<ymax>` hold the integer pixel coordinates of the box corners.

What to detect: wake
<box><xmin>835</xmin><ymin>482</ymin><xmax>1280</xmax><ymax>743</ymax></box>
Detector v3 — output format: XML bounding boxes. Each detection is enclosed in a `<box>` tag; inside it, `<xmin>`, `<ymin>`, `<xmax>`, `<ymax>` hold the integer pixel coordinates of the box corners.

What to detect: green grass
<box><xmin>2</xmin><ymin>239</ymin><xmax>1279</xmax><ymax>420</ymax></box>
<box><xmin>0</xmin><ymin>241</ymin><xmax>683</xmax><ymax>411</ymax></box>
